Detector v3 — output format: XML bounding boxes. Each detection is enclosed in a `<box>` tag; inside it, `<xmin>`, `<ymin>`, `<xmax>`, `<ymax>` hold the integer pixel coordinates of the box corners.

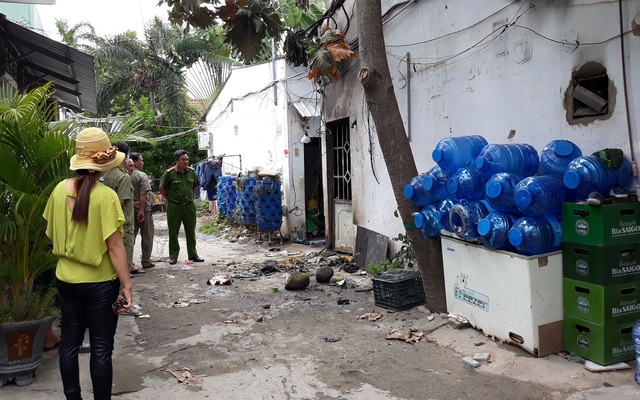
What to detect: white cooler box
<box><xmin>441</xmin><ymin>234</ymin><xmax>563</xmax><ymax>357</ymax></box>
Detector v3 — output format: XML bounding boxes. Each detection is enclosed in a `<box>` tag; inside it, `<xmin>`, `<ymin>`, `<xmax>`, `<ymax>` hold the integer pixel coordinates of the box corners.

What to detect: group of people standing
<box><xmin>43</xmin><ymin>127</ymin><xmax>206</xmax><ymax>399</ymax></box>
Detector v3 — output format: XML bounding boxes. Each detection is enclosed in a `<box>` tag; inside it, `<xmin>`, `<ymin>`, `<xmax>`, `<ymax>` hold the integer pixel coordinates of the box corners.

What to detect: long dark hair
<box><xmin>71</xmin><ymin>170</ymin><xmax>101</xmax><ymax>224</ymax></box>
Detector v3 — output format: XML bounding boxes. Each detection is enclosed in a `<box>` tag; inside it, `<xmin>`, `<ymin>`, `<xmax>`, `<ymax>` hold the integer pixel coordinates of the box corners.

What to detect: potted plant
<box><xmin>0</xmin><ymin>83</ymin><xmax>77</xmax><ymax>387</ymax></box>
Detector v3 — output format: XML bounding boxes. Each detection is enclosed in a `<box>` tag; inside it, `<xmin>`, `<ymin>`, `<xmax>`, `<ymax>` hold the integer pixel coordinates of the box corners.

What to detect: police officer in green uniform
<box><xmin>103</xmin><ymin>141</ymin><xmax>141</xmax><ymax>274</ymax></box>
<box><xmin>159</xmin><ymin>150</ymin><xmax>204</xmax><ymax>265</ymax></box>
<box><xmin>130</xmin><ymin>152</ymin><xmax>155</xmax><ymax>269</ymax></box>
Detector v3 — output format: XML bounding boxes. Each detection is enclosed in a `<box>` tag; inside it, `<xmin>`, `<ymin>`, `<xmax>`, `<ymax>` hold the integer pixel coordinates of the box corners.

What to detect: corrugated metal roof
<box><xmin>0</xmin><ymin>14</ymin><xmax>96</xmax><ymax>113</ymax></box>
<box><xmin>292</xmin><ymin>98</ymin><xmax>320</xmax><ymax>118</ymax></box>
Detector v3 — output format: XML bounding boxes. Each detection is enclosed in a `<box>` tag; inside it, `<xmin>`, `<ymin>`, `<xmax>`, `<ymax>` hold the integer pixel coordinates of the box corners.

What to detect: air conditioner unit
<box><xmin>197</xmin><ymin>131</ymin><xmax>211</xmax><ymax>150</ymax></box>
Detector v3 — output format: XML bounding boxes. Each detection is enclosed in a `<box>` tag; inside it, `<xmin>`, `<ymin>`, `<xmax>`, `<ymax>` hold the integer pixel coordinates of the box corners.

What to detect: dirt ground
<box><xmin>3</xmin><ymin>212</ymin><xmax>638</xmax><ymax>400</ymax></box>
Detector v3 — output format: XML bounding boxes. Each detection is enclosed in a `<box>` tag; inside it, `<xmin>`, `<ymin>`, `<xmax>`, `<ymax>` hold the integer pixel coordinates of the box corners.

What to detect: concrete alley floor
<box><xmin>2</xmin><ymin>211</ymin><xmax>640</xmax><ymax>399</ymax></box>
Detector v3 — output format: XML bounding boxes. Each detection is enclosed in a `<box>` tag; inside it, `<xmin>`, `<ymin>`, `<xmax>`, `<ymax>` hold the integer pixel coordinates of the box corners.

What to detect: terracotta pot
<box><xmin>0</xmin><ymin>315</ymin><xmax>56</xmax><ymax>388</ymax></box>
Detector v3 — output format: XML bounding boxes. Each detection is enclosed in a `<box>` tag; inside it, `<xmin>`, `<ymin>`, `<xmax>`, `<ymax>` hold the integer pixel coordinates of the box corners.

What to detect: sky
<box><xmin>36</xmin><ymin>0</ymin><xmax>169</xmax><ymax>40</ymax></box>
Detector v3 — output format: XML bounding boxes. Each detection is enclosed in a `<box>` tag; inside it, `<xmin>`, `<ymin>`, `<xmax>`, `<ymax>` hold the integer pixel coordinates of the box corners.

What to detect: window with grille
<box><xmin>329</xmin><ymin>118</ymin><xmax>352</xmax><ymax>201</ymax></box>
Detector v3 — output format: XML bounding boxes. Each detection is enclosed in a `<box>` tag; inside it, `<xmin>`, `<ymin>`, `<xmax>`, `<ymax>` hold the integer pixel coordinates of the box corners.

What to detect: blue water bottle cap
<box><xmin>446</xmin><ymin>178</ymin><xmax>459</xmax><ymax>195</ymax></box>
<box><xmin>432</xmin><ymin>148</ymin><xmax>444</xmax><ymax>163</ymax></box>
<box><xmin>423</xmin><ymin>175</ymin><xmax>436</xmax><ymax>190</ymax></box>
<box><xmin>414</xmin><ymin>212</ymin><xmax>425</xmax><ymax>228</ymax></box>
<box><xmin>508</xmin><ymin>228</ymin><xmax>524</xmax><ymax>246</ymax></box>
<box><xmin>514</xmin><ymin>188</ymin><xmax>532</xmax><ymax>207</ymax></box>
<box><xmin>477</xmin><ymin>218</ymin><xmax>491</xmax><ymax>236</ymax></box>
<box><xmin>475</xmin><ymin>157</ymin><xmax>487</xmax><ymax>169</ymax></box>
<box><xmin>554</xmin><ymin>140</ymin><xmax>574</xmax><ymax>157</ymax></box>
<box><xmin>404</xmin><ymin>184</ymin><xmax>416</xmax><ymax>200</ymax></box>
<box><xmin>485</xmin><ymin>181</ymin><xmax>502</xmax><ymax>199</ymax></box>
<box><xmin>563</xmin><ymin>170</ymin><xmax>581</xmax><ymax>189</ymax></box>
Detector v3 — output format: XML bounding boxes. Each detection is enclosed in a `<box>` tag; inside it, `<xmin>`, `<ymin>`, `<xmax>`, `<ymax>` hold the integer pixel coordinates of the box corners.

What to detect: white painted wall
<box><xmin>324</xmin><ymin>0</ymin><xmax>640</xmax><ymax>254</ymax></box>
<box><xmin>204</xmin><ymin>60</ymin><xmax>317</xmax><ymax>239</ymax></box>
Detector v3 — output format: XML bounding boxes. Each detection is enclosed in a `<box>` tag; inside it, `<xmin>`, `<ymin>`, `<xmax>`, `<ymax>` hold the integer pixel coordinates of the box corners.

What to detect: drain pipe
<box><xmin>618</xmin><ymin>0</ymin><xmax>636</xmax><ymax>176</ymax></box>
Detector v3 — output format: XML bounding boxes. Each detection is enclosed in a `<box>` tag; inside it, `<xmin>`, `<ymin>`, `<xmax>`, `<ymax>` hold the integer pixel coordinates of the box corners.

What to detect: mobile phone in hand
<box><xmin>112</xmin><ymin>294</ymin><xmax>128</xmax><ymax>314</ymax></box>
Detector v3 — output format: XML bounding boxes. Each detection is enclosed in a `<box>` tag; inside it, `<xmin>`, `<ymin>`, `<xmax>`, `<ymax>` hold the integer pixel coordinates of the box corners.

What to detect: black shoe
<box><xmin>142</xmin><ymin>262</ymin><xmax>156</xmax><ymax>269</ymax></box>
<box><xmin>189</xmin><ymin>257</ymin><xmax>205</xmax><ymax>262</ymax></box>
<box><xmin>169</xmin><ymin>259</ymin><xmax>177</xmax><ymax>265</ymax></box>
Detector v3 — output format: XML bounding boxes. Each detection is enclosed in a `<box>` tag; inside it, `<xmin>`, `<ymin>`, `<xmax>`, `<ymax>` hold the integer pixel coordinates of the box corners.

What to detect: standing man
<box><xmin>160</xmin><ymin>150</ymin><xmax>204</xmax><ymax>265</ymax></box>
<box><xmin>130</xmin><ymin>152</ymin><xmax>155</xmax><ymax>269</ymax></box>
<box><xmin>103</xmin><ymin>141</ymin><xmax>143</xmax><ymax>275</ymax></box>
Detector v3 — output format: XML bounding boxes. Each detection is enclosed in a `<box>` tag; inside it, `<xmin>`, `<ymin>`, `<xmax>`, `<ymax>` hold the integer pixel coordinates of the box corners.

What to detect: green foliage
<box><xmin>199</xmin><ymin>214</ymin><xmax>233</xmax><ymax>236</ymax></box>
<box><xmin>0</xmin><ymin>83</ymin><xmax>76</xmax><ymax>322</ymax></box>
<box><xmin>366</xmin><ymin>233</ymin><xmax>415</xmax><ymax>276</ymax></box>
<box><xmin>367</xmin><ymin>259</ymin><xmax>403</xmax><ymax>277</ymax></box>
<box><xmin>391</xmin><ymin>233</ymin><xmax>415</xmax><ymax>269</ymax></box>
<box><xmin>0</xmin><ymin>288</ymin><xmax>58</xmax><ymax>325</ymax></box>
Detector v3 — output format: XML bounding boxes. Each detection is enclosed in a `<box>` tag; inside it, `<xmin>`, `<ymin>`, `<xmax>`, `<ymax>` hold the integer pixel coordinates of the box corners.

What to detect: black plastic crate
<box><xmin>372</xmin><ymin>270</ymin><xmax>425</xmax><ymax>311</ymax></box>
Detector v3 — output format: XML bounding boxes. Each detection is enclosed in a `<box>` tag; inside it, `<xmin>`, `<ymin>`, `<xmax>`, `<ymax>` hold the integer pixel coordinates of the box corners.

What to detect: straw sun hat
<box><xmin>69</xmin><ymin>127</ymin><xmax>125</xmax><ymax>172</ymax></box>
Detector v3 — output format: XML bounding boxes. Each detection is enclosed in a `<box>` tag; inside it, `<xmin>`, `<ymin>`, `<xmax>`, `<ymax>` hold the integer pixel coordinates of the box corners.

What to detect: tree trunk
<box><xmin>355</xmin><ymin>0</ymin><xmax>446</xmax><ymax>312</ymax></box>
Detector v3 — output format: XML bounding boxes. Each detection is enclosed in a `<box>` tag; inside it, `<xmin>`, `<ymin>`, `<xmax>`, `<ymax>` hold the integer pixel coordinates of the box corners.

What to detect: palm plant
<box><xmin>55</xmin><ymin>19</ymin><xmax>96</xmax><ymax>52</ymax></box>
<box><xmin>0</xmin><ymin>83</ymin><xmax>77</xmax><ymax>323</ymax></box>
<box><xmin>93</xmin><ymin>17</ymin><xmax>235</xmax><ymax>124</ymax></box>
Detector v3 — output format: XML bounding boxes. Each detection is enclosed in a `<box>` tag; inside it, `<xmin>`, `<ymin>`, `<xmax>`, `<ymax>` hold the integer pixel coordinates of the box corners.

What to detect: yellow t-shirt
<box><xmin>43</xmin><ymin>179</ymin><xmax>125</xmax><ymax>283</ymax></box>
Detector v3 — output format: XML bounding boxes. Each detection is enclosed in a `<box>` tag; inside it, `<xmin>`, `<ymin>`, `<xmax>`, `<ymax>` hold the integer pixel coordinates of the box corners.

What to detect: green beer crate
<box><xmin>563</xmin><ymin>278</ymin><xmax>640</xmax><ymax>324</ymax></box>
<box><xmin>562</xmin><ymin>202</ymin><xmax>640</xmax><ymax>246</ymax></box>
<box><xmin>562</xmin><ymin>241</ymin><xmax>640</xmax><ymax>284</ymax></box>
<box><xmin>564</xmin><ymin>315</ymin><xmax>635</xmax><ymax>365</ymax></box>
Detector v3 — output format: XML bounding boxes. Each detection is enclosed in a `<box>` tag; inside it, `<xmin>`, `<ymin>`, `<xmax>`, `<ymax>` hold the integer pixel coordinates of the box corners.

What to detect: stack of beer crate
<box><xmin>561</xmin><ymin>200</ymin><xmax>640</xmax><ymax>365</ymax></box>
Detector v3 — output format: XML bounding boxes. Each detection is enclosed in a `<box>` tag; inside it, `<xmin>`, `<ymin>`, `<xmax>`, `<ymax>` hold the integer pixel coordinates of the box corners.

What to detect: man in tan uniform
<box><xmin>130</xmin><ymin>152</ymin><xmax>155</xmax><ymax>269</ymax></box>
<box><xmin>103</xmin><ymin>141</ymin><xmax>142</xmax><ymax>275</ymax></box>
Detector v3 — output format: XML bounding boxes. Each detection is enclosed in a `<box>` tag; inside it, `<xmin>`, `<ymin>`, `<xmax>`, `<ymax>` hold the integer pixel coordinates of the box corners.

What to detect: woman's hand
<box><xmin>117</xmin><ymin>286</ymin><xmax>133</xmax><ymax>314</ymax></box>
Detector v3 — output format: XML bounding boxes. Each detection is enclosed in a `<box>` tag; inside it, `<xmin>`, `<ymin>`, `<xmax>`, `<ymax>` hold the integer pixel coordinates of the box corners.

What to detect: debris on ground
<box><xmin>325</xmin><ymin>336</ymin><xmax>342</xmax><ymax>343</ymax></box>
<box><xmin>207</xmin><ymin>274</ymin><xmax>233</xmax><ymax>285</ymax></box>
<box><xmin>336</xmin><ymin>298</ymin><xmax>350</xmax><ymax>305</ymax></box>
<box><xmin>316</xmin><ymin>266</ymin><xmax>334</xmax><ymax>283</ymax></box>
<box><xmin>462</xmin><ymin>357</ymin><xmax>480</xmax><ymax>368</ymax></box>
<box><xmin>165</xmin><ymin>366</ymin><xmax>206</xmax><ymax>384</ymax></box>
<box><xmin>169</xmin><ymin>301</ymin><xmax>190</xmax><ymax>308</ymax></box>
<box><xmin>447</xmin><ymin>314</ymin><xmax>470</xmax><ymax>329</ymax></box>
<box><xmin>339</xmin><ymin>263</ymin><xmax>359</xmax><ymax>273</ymax></box>
<box><xmin>386</xmin><ymin>328</ymin><xmax>424</xmax><ymax>343</ymax></box>
<box><xmin>224</xmin><ymin>319</ymin><xmax>238</xmax><ymax>324</ymax></box>
<box><xmin>358</xmin><ymin>312</ymin><xmax>382</xmax><ymax>321</ymax></box>
<box><xmin>472</xmin><ymin>352</ymin><xmax>491</xmax><ymax>363</ymax></box>
<box><xmin>284</xmin><ymin>272</ymin><xmax>310</xmax><ymax>290</ymax></box>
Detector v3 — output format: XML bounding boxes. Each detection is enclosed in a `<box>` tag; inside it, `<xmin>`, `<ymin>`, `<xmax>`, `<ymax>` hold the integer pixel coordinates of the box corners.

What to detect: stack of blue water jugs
<box><xmin>216</xmin><ymin>176</ymin><xmax>231</xmax><ymax>218</ymax></box>
<box><xmin>236</xmin><ymin>176</ymin><xmax>257</xmax><ymax>225</ymax></box>
<box><xmin>223</xmin><ymin>176</ymin><xmax>238</xmax><ymax>220</ymax></box>
<box><xmin>405</xmin><ymin>135</ymin><xmax>634</xmax><ymax>256</ymax></box>
<box><xmin>254</xmin><ymin>176</ymin><xmax>283</xmax><ymax>232</ymax></box>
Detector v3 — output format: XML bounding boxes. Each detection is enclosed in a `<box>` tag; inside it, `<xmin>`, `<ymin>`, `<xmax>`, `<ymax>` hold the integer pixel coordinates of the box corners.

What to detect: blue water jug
<box><xmin>563</xmin><ymin>156</ymin><xmax>633</xmax><ymax>198</ymax></box>
<box><xmin>449</xmin><ymin>199</ymin><xmax>491</xmax><ymax>239</ymax></box>
<box><xmin>484</xmin><ymin>172</ymin><xmax>522</xmax><ymax>214</ymax></box>
<box><xmin>477</xmin><ymin>211</ymin><xmax>517</xmax><ymax>251</ymax></box>
<box><xmin>538</xmin><ymin>140</ymin><xmax>582</xmax><ymax>178</ymax></box>
<box><xmin>508</xmin><ymin>215</ymin><xmax>562</xmax><ymax>256</ymax></box>
<box><xmin>413</xmin><ymin>205</ymin><xmax>441</xmax><ymax>238</ymax></box>
<box><xmin>404</xmin><ymin>175</ymin><xmax>435</xmax><ymax>207</ymax></box>
<box><xmin>514</xmin><ymin>176</ymin><xmax>566</xmax><ymax>217</ymax></box>
<box><xmin>446</xmin><ymin>167</ymin><xmax>486</xmax><ymax>201</ymax></box>
<box><xmin>435</xmin><ymin>198</ymin><xmax>458</xmax><ymax>232</ymax></box>
<box><xmin>432</xmin><ymin>135</ymin><xmax>488</xmax><ymax>172</ymax></box>
<box><xmin>633</xmin><ymin>319</ymin><xmax>640</xmax><ymax>383</ymax></box>
<box><xmin>475</xmin><ymin>143</ymin><xmax>540</xmax><ymax>178</ymax></box>
<box><xmin>422</xmin><ymin>165</ymin><xmax>452</xmax><ymax>200</ymax></box>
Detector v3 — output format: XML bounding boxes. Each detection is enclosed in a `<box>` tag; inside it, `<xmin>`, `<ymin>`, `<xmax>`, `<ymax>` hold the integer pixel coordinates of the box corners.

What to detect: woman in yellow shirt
<box><xmin>43</xmin><ymin>127</ymin><xmax>133</xmax><ymax>400</ymax></box>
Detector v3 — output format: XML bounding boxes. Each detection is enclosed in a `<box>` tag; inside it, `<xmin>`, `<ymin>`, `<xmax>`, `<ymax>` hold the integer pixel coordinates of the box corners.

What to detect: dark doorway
<box><xmin>304</xmin><ymin>137</ymin><xmax>324</xmax><ymax>238</ymax></box>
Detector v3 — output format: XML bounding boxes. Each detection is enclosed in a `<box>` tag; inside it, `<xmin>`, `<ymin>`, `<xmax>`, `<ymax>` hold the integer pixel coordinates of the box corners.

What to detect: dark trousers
<box><xmin>56</xmin><ymin>279</ymin><xmax>120</xmax><ymax>400</ymax></box>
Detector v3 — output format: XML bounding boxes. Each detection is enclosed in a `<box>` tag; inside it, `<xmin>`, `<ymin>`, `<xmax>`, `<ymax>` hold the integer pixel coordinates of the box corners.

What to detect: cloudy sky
<box><xmin>37</xmin><ymin>0</ymin><xmax>169</xmax><ymax>39</ymax></box>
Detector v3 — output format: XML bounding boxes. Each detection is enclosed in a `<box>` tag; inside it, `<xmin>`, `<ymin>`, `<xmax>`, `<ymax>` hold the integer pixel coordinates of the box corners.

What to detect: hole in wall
<box><xmin>564</xmin><ymin>62</ymin><xmax>616</xmax><ymax>125</ymax></box>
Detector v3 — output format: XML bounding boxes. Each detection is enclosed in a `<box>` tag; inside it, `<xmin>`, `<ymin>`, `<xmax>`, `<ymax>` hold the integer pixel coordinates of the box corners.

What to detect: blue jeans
<box><xmin>56</xmin><ymin>279</ymin><xmax>120</xmax><ymax>400</ymax></box>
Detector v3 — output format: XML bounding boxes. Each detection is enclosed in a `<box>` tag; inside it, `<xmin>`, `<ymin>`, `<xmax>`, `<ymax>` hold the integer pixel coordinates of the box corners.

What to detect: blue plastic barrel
<box><xmin>432</xmin><ymin>135</ymin><xmax>488</xmax><ymax>172</ymax></box>
<box><xmin>477</xmin><ymin>211</ymin><xmax>517</xmax><ymax>251</ymax></box>
<box><xmin>508</xmin><ymin>215</ymin><xmax>562</xmax><ymax>256</ymax></box>
<box><xmin>514</xmin><ymin>176</ymin><xmax>566</xmax><ymax>217</ymax></box>
<box><xmin>563</xmin><ymin>156</ymin><xmax>633</xmax><ymax>199</ymax></box>
<box><xmin>404</xmin><ymin>175</ymin><xmax>435</xmax><ymax>207</ymax></box>
<box><xmin>422</xmin><ymin>165</ymin><xmax>452</xmax><ymax>200</ymax></box>
<box><xmin>475</xmin><ymin>143</ymin><xmax>539</xmax><ymax>178</ymax></box>
<box><xmin>484</xmin><ymin>172</ymin><xmax>522</xmax><ymax>214</ymax></box>
<box><xmin>538</xmin><ymin>140</ymin><xmax>582</xmax><ymax>178</ymax></box>
<box><xmin>446</xmin><ymin>167</ymin><xmax>486</xmax><ymax>201</ymax></box>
